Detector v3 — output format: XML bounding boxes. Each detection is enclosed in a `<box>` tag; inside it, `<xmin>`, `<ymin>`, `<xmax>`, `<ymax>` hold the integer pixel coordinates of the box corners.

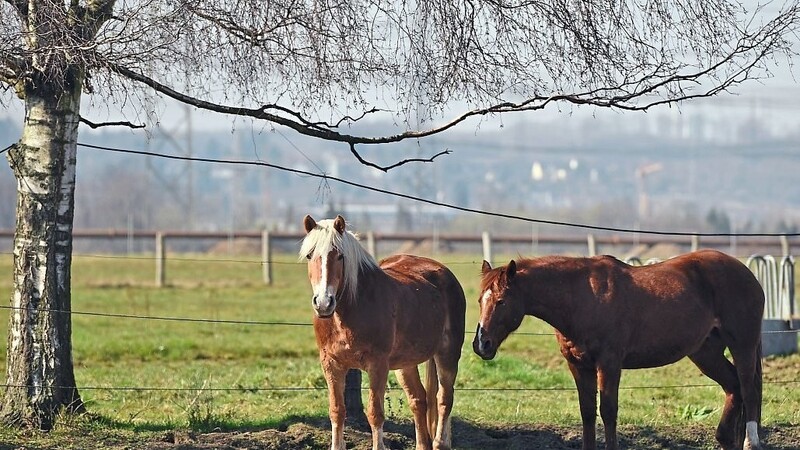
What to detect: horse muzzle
<box><xmin>312</xmin><ymin>294</ymin><xmax>336</xmax><ymax>318</ymax></box>
<box><xmin>473</xmin><ymin>324</ymin><xmax>497</xmax><ymax>360</ymax></box>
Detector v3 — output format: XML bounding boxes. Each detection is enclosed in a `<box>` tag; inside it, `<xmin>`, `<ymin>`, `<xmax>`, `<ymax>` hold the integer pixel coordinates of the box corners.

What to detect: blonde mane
<box><xmin>299</xmin><ymin>218</ymin><xmax>380</xmax><ymax>302</ymax></box>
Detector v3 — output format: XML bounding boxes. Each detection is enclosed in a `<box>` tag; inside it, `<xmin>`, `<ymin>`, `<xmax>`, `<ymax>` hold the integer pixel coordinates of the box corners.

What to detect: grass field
<box><xmin>0</xmin><ymin>250</ymin><xmax>798</xmax><ymax>449</ymax></box>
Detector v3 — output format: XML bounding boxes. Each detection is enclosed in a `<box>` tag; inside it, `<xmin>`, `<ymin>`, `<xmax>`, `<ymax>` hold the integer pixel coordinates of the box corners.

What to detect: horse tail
<box><xmin>425</xmin><ymin>358</ymin><xmax>439</xmax><ymax>442</ymax></box>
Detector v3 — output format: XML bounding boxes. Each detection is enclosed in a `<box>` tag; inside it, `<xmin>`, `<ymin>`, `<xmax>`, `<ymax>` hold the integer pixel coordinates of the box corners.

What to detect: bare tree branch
<box><xmin>111</xmin><ymin>62</ymin><xmax>455</xmax><ymax>169</ymax></box>
<box><xmin>8</xmin><ymin>0</ymin><xmax>800</xmax><ymax>166</ymax></box>
<box><xmin>79</xmin><ymin>116</ymin><xmax>144</xmax><ymax>129</ymax></box>
<box><xmin>348</xmin><ymin>143</ymin><xmax>452</xmax><ymax>172</ymax></box>
<box><xmin>110</xmin><ymin>9</ymin><xmax>791</xmax><ymax>148</ymax></box>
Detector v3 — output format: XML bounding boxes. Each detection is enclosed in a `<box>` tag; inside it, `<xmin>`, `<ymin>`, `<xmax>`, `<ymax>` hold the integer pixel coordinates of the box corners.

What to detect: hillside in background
<box><xmin>1</xmin><ymin>108</ymin><xmax>798</xmax><ymax>237</ymax></box>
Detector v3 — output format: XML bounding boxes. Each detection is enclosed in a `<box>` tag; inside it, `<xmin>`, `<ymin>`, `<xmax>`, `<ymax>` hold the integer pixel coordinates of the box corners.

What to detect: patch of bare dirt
<box><xmin>142</xmin><ymin>417</ymin><xmax>800</xmax><ymax>449</ymax></box>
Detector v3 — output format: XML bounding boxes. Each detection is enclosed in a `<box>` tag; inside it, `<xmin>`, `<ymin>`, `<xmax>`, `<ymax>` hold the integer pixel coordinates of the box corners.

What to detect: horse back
<box><xmin>379</xmin><ymin>254</ymin><xmax>467</xmax><ymax>323</ymax></box>
<box><xmin>575</xmin><ymin>250</ymin><xmax>764</xmax><ymax>368</ymax></box>
<box><xmin>652</xmin><ymin>250</ymin><xmax>764</xmax><ymax>310</ymax></box>
<box><xmin>378</xmin><ymin>254</ymin><xmax>466</xmax><ymax>366</ymax></box>
<box><xmin>616</xmin><ymin>250</ymin><xmax>764</xmax><ymax>362</ymax></box>
<box><xmin>666</xmin><ymin>249</ymin><xmax>765</xmax><ymax>325</ymax></box>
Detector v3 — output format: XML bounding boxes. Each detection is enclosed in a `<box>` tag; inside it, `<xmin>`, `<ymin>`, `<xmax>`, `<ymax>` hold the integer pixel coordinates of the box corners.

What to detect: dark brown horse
<box><xmin>301</xmin><ymin>215</ymin><xmax>466</xmax><ymax>450</ymax></box>
<box><xmin>473</xmin><ymin>250</ymin><xmax>764</xmax><ymax>450</ymax></box>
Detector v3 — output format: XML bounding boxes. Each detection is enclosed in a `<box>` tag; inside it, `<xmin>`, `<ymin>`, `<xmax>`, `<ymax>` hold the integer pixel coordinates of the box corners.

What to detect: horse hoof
<box><xmin>743</xmin><ymin>439</ymin><xmax>763</xmax><ymax>450</ymax></box>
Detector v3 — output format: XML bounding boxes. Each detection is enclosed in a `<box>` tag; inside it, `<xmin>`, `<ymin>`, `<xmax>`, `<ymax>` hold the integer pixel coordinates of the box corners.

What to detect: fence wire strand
<box><xmin>0</xmin><ymin>305</ymin><xmax>796</xmax><ymax>336</ymax></box>
<box><xmin>1</xmin><ymin>379</ymin><xmax>799</xmax><ymax>394</ymax></box>
<box><xmin>0</xmin><ymin>142</ymin><xmax>797</xmax><ymax>402</ymax></box>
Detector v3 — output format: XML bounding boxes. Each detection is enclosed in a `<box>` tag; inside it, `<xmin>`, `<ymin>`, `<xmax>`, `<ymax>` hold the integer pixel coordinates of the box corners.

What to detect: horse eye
<box><xmin>337</xmin><ymin>254</ymin><xmax>344</xmax><ymax>261</ymax></box>
<box><xmin>306</xmin><ymin>253</ymin><xmax>312</xmax><ymax>260</ymax></box>
<box><xmin>497</xmin><ymin>299</ymin><xmax>506</xmax><ymax>306</ymax></box>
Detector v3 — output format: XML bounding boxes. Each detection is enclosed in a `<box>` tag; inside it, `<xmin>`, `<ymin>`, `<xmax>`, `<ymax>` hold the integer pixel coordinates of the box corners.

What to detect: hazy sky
<box><xmin>1</xmin><ymin>1</ymin><xmax>798</xmax><ymax>137</ymax></box>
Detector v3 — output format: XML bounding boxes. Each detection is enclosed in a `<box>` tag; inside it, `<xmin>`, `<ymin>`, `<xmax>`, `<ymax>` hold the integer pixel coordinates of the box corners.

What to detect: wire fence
<box><xmin>0</xmin><ymin>142</ymin><xmax>798</xmax><ymax>402</ymax></box>
<box><xmin>0</xmin><ymin>303</ymin><xmax>796</xmax><ymax>395</ymax></box>
<box><xmin>0</xmin><ymin>304</ymin><xmax>794</xmax><ymax>336</ymax></box>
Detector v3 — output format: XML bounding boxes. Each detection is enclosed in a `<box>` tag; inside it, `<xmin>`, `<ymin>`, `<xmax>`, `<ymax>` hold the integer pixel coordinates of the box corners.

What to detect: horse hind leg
<box><xmin>728</xmin><ymin>341</ymin><xmax>763</xmax><ymax>450</ymax></box>
<box><xmin>425</xmin><ymin>359</ymin><xmax>438</xmax><ymax>443</ymax></box>
<box><xmin>688</xmin><ymin>333</ymin><xmax>743</xmax><ymax>450</ymax></box>
<box><xmin>432</xmin><ymin>353</ymin><xmax>459</xmax><ymax>450</ymax></box>
<box><xmin>597</xmin><ymin>364</ymin><xmax>622</xmax><ymax>450</ymax></box>
<box><xmin>395</xmin><ymin>366</ymin><xmax>433</xmax><ymax>450</ymax></box>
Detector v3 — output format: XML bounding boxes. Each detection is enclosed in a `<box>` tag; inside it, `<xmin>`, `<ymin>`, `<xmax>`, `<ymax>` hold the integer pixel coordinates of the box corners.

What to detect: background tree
<box><xmin>1</xmin><ymin>0</ymin><xmax>798</xmax><ymax>430</ymax></box>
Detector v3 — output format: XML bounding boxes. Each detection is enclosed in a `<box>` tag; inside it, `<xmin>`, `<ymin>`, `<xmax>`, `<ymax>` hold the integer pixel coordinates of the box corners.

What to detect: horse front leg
<box><xmin>366</xmin><ymin>362</ymin><xmax>390</xmax><ymax>450</ymax></box>
<box><xmin>597</xmin><ymin>365</ymin><xmax>622</xmax><ymax>450</ymax></box>
<box><xmin>321</xmin><ymin>359</ymin><xmax>348</xmax><ymax>450</ymax></box>
<box><xmin>567</xmin><ymin>362</ymin><xmax>598</xmax><ymax>450</ymax></box>
<box><xmin>432</xmin><ymin>358</ymin><xmax>457</xmax><ymax>450</ymax></box>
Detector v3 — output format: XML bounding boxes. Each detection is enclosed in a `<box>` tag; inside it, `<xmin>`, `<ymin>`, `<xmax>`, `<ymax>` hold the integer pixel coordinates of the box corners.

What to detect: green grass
<box><xmin>0</xmin><ymin>251</ymin><xmax>798</xmax><ymax>441</ymax></box>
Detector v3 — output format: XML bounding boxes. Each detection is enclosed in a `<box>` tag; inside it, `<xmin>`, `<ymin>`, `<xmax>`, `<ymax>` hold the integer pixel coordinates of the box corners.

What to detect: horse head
<box><xmin>473</xmin><ymin>259</ymin><xmax>526</xmax><ymax>360</ymax></box>
<box><xmin>302</xmin><ymin>214</ymin><xmax>347</xmax><ymax>318</ymax></box>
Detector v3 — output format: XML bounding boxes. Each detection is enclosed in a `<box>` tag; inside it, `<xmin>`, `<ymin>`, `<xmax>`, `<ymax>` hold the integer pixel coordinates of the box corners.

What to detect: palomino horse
<box><xmin>473</xmin><ymin>250</ymin><xmax>764</xmax><ymax>450</ymax></box>
<box><xmin>301</xmin><ymin>215</ymin><xmax>466</xmax><ymax>450</ymax></box>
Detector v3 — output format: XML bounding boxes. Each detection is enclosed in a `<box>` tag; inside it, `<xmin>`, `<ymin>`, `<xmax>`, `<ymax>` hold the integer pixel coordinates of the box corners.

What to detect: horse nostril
<box><xmin>312</xmin><ymin>296</ymin><xmax>318</xmax><ymax>307</ymax></box>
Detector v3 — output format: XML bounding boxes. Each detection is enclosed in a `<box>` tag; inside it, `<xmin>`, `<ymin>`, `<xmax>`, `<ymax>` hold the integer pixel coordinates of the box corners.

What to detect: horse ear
<box><xmin>303</xmin><ymin>215</ymin><xmax>316</xmax><ymax>233</ymax></box>
<box><xmin>506</xmin><ymin>260</ymin><xmax>517</xmax><ymax>280</ymax></box>
<box><xmin>481</xmin><ymin>260</ymin><xmax>492</xmax><ymax>275</ymax></box>
<box><xmin>333</xmin><ymin>215</ymin><xmax>346</xmax><ymax>234</ymax></box>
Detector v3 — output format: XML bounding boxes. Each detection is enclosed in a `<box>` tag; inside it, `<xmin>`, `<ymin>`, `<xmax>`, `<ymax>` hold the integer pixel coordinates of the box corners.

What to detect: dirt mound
<box><xmin>206</xmin><ymin>238</ymin><xmax>261</xmax><ymax>256</ymax></box>
<box><xmin>395</xmin><ymin>239</ymin><xmax>454</xmax><ymax>255</ymax></box>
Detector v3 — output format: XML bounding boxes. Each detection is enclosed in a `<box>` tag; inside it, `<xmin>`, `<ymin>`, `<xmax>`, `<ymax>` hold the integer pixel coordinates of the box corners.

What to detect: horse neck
<box><xmin>337</xmin><ymin>264</ymin><xmax>383</xmax><ymax>312</ymax></box>
<box><xmin>517</xmin><ymin>263</ymin><xmax>578</xmax><ymax>336</ymax></box>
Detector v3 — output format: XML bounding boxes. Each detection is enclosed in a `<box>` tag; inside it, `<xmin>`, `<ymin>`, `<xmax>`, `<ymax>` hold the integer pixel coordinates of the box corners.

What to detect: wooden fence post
<box><xmin>587</xmin><ymin>234</ymin><xmax>596</xmax><ymax>256</ymax></box>
<box><xmin>366</xmin><ymin>231</ymin><xmax>376</xmax><ymax>258</ymax></box>
<box><xmin>344</xmin><ymin>369</ymin><xmax>365</xmax><ymax>421</ymax></box>
<box><xmin>155</xmin><ymin>232</ymin><xmax>165</xmax><ymax>287</ymax></box>
<box><xmin>262</xmin><ymin>230</ymin><xmax>272</xmax><ymax>285</ymax></box>
<box><xmin>781</xmin><ymin>235</ymin><xmax>790</xmax><ymax>256</ymax></box>
<box><xmin>482</xmin><ymin>231</ymin><xmax>492</xmax><ymax>264</ymax></box>
<box><xmin>691</xmin><ymin>235</ymin><xmax>699</xmax><ymax>252</ymax></box>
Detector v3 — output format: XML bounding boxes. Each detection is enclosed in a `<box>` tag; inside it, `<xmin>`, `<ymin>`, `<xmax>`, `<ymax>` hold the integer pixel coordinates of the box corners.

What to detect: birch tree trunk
<box><xmin>0</xmin><ymin>74</ymin><xmax>84</xmax><ymax>429</ymax></box>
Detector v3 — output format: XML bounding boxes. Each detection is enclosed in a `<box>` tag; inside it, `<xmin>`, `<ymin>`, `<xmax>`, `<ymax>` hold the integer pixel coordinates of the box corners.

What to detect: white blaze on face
<box><xmin>479</xmin><ymin>289</ymin><xmax>492</xmax><ymax>328</ymax></box>
<box><xmin>313</xmin><ymin>249</ymin><xmax>336</xmax><ymax>301</ymax></box>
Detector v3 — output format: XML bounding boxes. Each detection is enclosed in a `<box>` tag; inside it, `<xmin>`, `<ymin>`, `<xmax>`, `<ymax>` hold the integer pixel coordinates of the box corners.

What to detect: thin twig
<box><xmin>79</xmin><ymin>116</ymin><xmax>145</xmax><ymax>129</ymax></box>
<box><xmin>348</xmin><ymin>143</ymin><xmax>451</xmax><ymax>172</ymax></box>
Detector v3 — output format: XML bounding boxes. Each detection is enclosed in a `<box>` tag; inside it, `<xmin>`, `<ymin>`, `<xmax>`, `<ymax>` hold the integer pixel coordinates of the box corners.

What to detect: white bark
<box><xmin>1</xmin><ymin>79</ymin><xmax>83</xmax><ymax>429</ymax></box>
